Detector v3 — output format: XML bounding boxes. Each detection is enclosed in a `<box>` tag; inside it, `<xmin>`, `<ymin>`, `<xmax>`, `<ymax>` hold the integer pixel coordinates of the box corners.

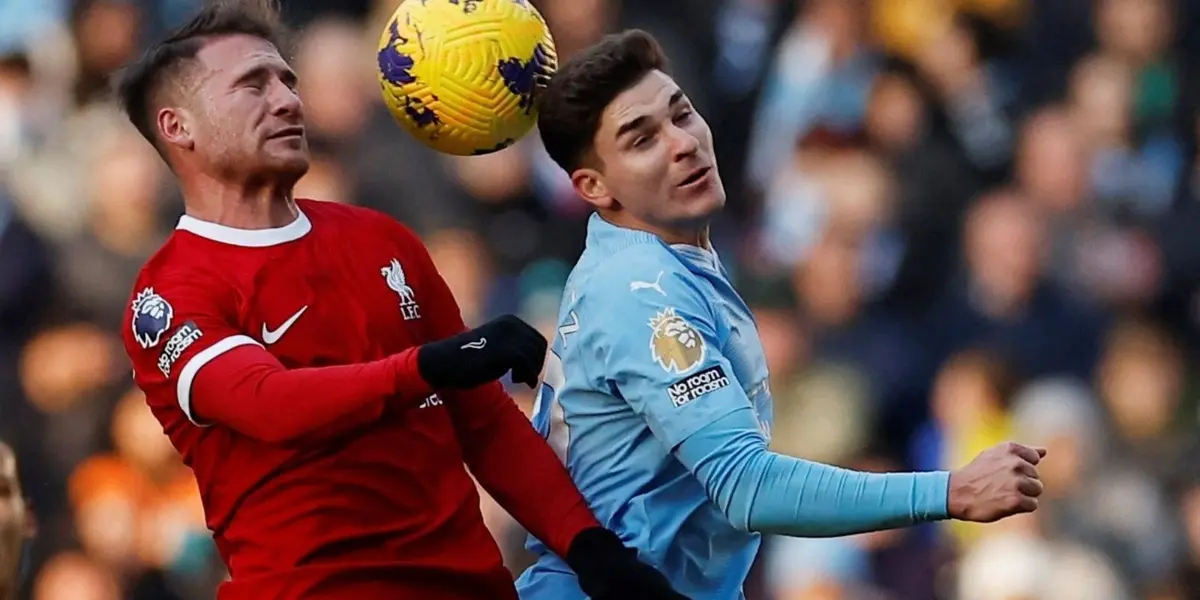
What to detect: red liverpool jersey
<box><xmin>121</xmin><ymin>200</ymin><xmax>527</xmax><ymax>599</ymax></box>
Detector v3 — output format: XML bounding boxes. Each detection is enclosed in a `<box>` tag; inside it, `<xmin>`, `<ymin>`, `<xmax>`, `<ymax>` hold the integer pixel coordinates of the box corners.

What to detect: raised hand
<box><xmin>948</xmin><ymin>442</ymin><xmax>1047</xmax><ymax>523</ymax></box>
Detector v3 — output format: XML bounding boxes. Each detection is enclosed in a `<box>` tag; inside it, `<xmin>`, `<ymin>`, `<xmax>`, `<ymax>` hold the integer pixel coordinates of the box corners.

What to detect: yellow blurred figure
<box><xmin>930</xmin><ymin>351</ymin><xmax>1015</xmax><ymax>547</ymax></box>
<box><xmin>872</xmin><ymin>0</ymin><xmax>1025</xmax><ymax>60</ymax></box>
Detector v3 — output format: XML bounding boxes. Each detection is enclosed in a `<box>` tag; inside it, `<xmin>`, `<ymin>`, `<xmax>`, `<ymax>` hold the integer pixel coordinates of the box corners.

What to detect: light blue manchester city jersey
<box><xmin>517</xmin><ymin>214</ymin><xmax>774</xmax><ymax>600</ymax></box>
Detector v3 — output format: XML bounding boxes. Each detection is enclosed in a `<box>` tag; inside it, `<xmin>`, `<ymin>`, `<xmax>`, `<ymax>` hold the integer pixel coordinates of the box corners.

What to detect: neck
<box><xmin>180</xmin><ymin>173</ymin><xmax>299</xmax><ymax>229</ymax></box>
<box><xmin>600</xmin><ymin>211</ymin><xmax>710</xmax><ymax>248</ymax></box>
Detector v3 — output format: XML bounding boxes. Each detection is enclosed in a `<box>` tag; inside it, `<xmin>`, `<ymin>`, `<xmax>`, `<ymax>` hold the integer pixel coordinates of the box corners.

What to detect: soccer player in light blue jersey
<box><xmin>517</xmin><ymin>30</ymin><xmax>1048</xmax><ymax>600</ymax></box>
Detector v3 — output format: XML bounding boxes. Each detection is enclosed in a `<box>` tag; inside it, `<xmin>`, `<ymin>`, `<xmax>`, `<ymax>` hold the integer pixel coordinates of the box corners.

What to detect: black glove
<box><xmin>566</xmin><ymin>527</ymin><xmax>689</xmax><ymax>600</ymax></box>
<box><xmin>416</xmin><ymin>315</ymin><xmax>547</xmax><ymax>389</ymax></box>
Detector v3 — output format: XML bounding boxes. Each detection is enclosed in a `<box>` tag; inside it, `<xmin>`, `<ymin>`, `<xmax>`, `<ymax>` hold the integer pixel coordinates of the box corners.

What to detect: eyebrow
<box><xmin>614</xmin><ymin>116</ymin><xmax>646</xmax><ymax>141</ymax></box>
<box><xmin>232</xmin><ymin>63</ymin><xmax>297</xmax><ymax>87</ymax></box>
<box><xmin>667</xmin><ymin>89</ymin><xmax>685</xmax><ymax>108</ymax></box>
<box><xmin>614</xmin><ymin>89</ymin><xmax>686</xmax><ymax>141</ymax></box>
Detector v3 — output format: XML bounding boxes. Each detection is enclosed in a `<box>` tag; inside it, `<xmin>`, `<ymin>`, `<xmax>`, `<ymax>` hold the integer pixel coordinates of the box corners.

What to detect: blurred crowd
<box><xmin>1</xmin><ymin>0</ymin><xmax>1199</xmax><ymax>598</ymax></box>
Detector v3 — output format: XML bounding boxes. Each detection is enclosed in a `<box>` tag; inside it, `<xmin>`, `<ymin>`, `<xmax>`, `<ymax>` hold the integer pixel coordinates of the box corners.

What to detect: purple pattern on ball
<box><xmin>378</xmin><ymin>21</ymin><xmax>416</xmax><ymax>86</ymax></box>
<box><xmin>497</xmin><ymin>43</ymin><xmax>552</xmax><ymax>115</ymax></box>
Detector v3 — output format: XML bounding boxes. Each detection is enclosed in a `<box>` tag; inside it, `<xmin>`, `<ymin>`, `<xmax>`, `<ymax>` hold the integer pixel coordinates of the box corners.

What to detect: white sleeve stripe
<box><xmin>177</xmin><ymin>335</ymin><xmax>262</xmax><ymax>426</ymax></box>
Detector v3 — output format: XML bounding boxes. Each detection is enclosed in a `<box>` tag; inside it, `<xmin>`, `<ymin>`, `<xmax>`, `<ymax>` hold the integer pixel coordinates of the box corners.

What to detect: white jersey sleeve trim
<box><xmin>177</xmin><ymin>335</ymin><xmax>262</xmax><ymax>426</ymax></box>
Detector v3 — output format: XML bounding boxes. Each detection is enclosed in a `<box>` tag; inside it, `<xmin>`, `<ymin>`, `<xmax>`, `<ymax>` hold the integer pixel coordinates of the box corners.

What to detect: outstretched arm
<box><xmin>187</xmin><ymin>343</ymin><xmax>430</xmax><ymax>444</ymax></box>
<box><xmin>123</xmin><ymin>275</ymin><xmax>434</xmax><ymax>445</ymax></box>
<box><xmin>596</xmin><ymin>261</ymin><xmax>950</xmax><ymax>536</ymax></box>
<box><xmin>676</xmin><ymin>407</ymin><xmax>948</xmax><ymax>536</ymax></box>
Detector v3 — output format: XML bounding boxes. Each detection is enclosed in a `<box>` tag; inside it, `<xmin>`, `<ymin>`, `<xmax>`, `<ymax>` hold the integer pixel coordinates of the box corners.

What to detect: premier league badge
<box><xmin>131</xmin><ymin>287</ymin><xmax>174</xmax><ymax>349</ymax></box>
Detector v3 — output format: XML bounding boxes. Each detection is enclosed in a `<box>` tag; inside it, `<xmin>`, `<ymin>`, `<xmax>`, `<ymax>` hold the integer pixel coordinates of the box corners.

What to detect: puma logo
<box><xmin>630</xmin><ymin>271</ymin><xmax>666</xmax><ymax>296</ymax></box>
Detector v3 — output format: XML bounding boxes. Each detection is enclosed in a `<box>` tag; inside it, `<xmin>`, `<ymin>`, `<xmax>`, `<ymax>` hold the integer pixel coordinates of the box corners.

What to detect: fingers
<box><xmin>1017</xmin><ymin>476</ymin><xmax>1044</xmax><ymax>498</ymax></box>
<box><xmin>466</xmin><ymin>314</ymin><xmax>548</xmax><ymax>388</ymax></box>
<box><xmin>502</xmin><ymin>348</ymin><xmax>542</xmax><ymax>388</ymax></box>
<box><xmin>512</xmin><ymin>351</ymin><xmax>544</xmax><ymax>389</ymax></box>
<box><xmin>512</xmin><ymin>368</ymin><xmax>540</xmax><ymax>389</ymax></box>
<box><xmin>1005</xmin><ymin>442</ymin><xmax>1044</xmax><ymax>466</ymax></box>
<box><xmin>1016</xmin><ymin>495</ymin><xmax>1039</xmax><ymax>514</ymax></box>
<box><xmin>1013</xmin><ymin>459</ymin><xmax>1039</xmax><ymax>479</ymax></box>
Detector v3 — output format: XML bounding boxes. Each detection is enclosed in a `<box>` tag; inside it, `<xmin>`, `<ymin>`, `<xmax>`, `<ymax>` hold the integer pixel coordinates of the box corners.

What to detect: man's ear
<box><xmin>157</xmin><ymin>106</ymin><xmax>195</xmax><ymax>151</ymax></box>
<box><xmin>571</xmin><ymin>167</ymin><xmax>617</xmax><ymax>210</ymax></box>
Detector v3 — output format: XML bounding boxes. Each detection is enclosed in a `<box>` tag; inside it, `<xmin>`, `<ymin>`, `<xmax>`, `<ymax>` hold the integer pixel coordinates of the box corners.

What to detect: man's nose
<box><xmin>668</xmin><ymin>125</ymin><xmax>699</xmax><ymax>160</ymax></box>
<box><xmin>271</xmin><ymin>83</ymin><xmax>302</xmax><ymax>118</ymax></box>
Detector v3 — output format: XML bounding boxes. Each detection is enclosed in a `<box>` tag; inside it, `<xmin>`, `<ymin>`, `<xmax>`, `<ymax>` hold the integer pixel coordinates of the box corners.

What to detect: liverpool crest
<box><xmin>381</xmin><ymin>258</ymin><xmax>421</xmax><ymax>321</ymax></box>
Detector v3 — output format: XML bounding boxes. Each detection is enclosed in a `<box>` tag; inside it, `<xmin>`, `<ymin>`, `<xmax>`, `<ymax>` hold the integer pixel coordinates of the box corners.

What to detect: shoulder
<box><xmin>298</xmin><ymin>198</ymin><xmax>426</xmax><ymax>251</ymax></box>
<box><xmin>123</xmin><ymin>238</ymin><xmax>237</xmax><ymax>349</ymax></box>
<box><xmin>134</xmin><ymin>234</ymin><xmax>233</xmax><ymax>299</ymax></box>
<box><xmin>577</xmin><ymin>245</ymin><xmax>709</xmax><ymax>312</ymax></box>
<box><xmin>572</xmin><ymin>246</ymin><xmax>717</xmax><ymax>357</ymax></box>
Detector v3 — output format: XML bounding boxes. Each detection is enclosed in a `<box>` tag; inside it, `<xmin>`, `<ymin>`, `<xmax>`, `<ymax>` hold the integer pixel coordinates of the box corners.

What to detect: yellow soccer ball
<box><xmin>377</xmin><ymin>0</ymin><xmax>558</xmax><ymax>156</ymax></box>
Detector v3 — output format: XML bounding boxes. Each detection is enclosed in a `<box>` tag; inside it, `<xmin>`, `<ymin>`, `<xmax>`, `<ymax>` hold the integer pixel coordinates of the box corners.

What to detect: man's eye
<box><xmin>673</xmin><ymin>110</ymin><xmax>693</xmax><ymax>124</ymax></box>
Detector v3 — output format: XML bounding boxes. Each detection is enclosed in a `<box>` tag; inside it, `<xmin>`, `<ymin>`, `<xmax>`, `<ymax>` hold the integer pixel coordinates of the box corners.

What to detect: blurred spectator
<box><xmin>1096</xmin><ymin>319</ymin><xmax>1189</xmax><ymax>481</ymax></box>
<box><xmin>56</xmin><ymin>130</ymin><xmax>169</xmax><ymax>330</ymax></box>
<box><xmin>910</xmin><ymin>349</ymin><xmax>1016</xmax><ymax>542</ymax></box>
<box><xmin>1012</xmin><ymin>377</ymin><xmax>1180</xmax><ymax>592</ymax></box>
<box><xmin>746</xmin><ymin>0</ymin><xmax>875</xmax><ymax>192</ymax></box>
<box><xmin>1173</xmin><ymin>474</ymin><xmax>1200</xmax><ymax>596</ymax></box>
<box><xmin>957</xmin><ymin>530</ymin><xmax>1132</xmax><ymax>600</ymax></box>
<box><xmin>70</xmin><ymin>0</ymin><xmax>141</xmax><ymax>107</ymax></box>
<box><xmin>926</xmin><ymin>188</ymin><xmax>1106</xmax><ymax>381</ymax></box>
<box><xmin>32</xmin><ymin>552</ymin><xmax>120</xmax><ymax>600</ymax></box>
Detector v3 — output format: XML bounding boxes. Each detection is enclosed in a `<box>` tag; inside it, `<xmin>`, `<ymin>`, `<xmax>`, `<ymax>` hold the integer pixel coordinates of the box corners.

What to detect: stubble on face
<box><xmin>184</xmin><ymin>34</ymin><xmax>308</xmax><ymax>182</ymax></box>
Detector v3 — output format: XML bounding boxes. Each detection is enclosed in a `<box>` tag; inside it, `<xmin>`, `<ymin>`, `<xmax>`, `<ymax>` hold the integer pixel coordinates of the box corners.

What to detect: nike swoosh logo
<box><xmin>461</xmin><ymin>338</ymin><xmax>487</xmax><ymax>350</ymax></box>
<box><xmin>262</xmin><ymin>306</ymin><xmax>308</xmax><ymax>345</ymax></box>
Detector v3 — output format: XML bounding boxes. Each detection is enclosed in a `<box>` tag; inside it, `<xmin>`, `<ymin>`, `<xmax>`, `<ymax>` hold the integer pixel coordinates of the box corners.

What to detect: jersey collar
<box><xmin>586</xmin><ymin>213</ymin><xmax>661</xmax><ymax>253</ymax></box>
<box><xmin>586</xmin><ymin>213</ymin><xmax>721</xmax><ymax>271</ymax></box>
<box><xmin>176</xmin><ymin>208</ymin><xmax>311</xmax><ymax>247</ymax></box>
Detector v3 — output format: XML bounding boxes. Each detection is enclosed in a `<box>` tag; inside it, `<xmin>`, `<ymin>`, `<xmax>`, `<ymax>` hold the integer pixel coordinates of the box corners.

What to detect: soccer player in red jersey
<box><xmin>114</xmin><ymin>2</ymin><xmax>685</xmax><ymax>599</ymax></box>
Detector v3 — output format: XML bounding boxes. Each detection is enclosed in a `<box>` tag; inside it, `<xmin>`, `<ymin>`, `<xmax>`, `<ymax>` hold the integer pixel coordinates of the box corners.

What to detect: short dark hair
<box><xmin>537</xmin><ymin>29</ymin><xmax>669</xmax><ymax>172</ymax></box>
<box><xmin>115</xmin><ymin>0</ymin><xmax>288</xmax><ymax>149</ymax></box>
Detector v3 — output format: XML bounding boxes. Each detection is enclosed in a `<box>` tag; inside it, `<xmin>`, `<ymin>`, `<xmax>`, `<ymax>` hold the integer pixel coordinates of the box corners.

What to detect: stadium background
<box><xmin>2</xmin><ymin>0</ymin><xmax>1200</xmax><ymax>598</ymax></box>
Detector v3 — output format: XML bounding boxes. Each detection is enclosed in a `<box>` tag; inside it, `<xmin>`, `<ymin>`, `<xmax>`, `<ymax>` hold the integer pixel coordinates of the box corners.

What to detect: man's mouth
<box><xmin>268</xmin><ymin>126</ymin><xmax>305</xmax><ymax>140</ymax></box>
<box><xmin>678</xmin><ymin>166</ymin><xmax>711</xmax><ymax>188</ymax></box>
